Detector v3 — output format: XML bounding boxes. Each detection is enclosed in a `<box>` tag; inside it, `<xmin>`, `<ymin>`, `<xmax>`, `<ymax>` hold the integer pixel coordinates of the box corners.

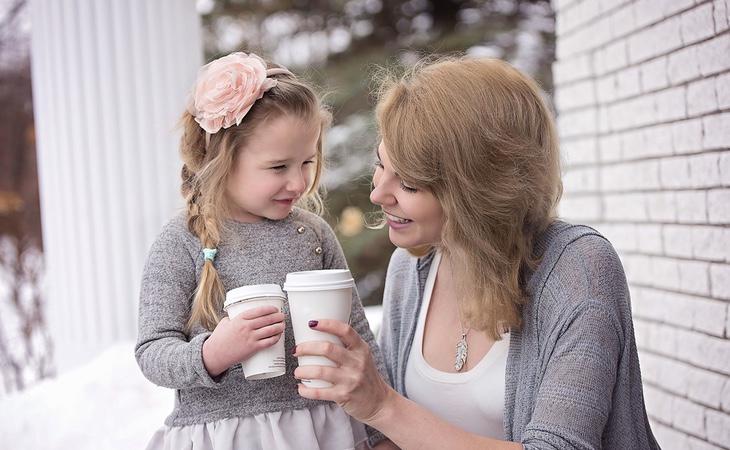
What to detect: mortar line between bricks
<box><xmin>557</xmin><ymin>75</ymin><xmax>730</xmax><ymax>114</ymax></box>
<box><xmin>621</xmin><ymin>250</ymin><xmax>730</xmax><ymax>266</ymax></box>
<box><xmin>555</xmin><ymin>65</ymin><xmax>730</xmax><ymax>100</ymax></box>
<box><xmin>646</xmin><ymin>409</ymin><xmax>730</xmax><ymax>449</ymax></box>
<box><xmin>556</xmin><ymin>0</ymin><xmax>717</xmax><ymax>58</ymax></box>
<box><xmin>561</xmin><ymin>188</ymin><xmax>730</xmax><ymax>198</ymax></box>
<box><xmin>556</xmin><ymin>99</ymin><xmax>730</xmax><ymax>129</ymax></box>
<box><xmin>636</xmin><ymin>346</ymin><xmax>730</xmax><ymax>380</ymax></box>
<box><xmin>642</xmin><ymin>379</ymin><xmax>730</xmax><ymax>417</ymax></box>
<box><xmin>632</xmin><ymin>313</ymin><xmax>728</xmax><ymax>339</ymax></box>
<box><xmin>563</xmin><ymin>148</ymin><xmax>730</xmax><ymax>168</ymax></box>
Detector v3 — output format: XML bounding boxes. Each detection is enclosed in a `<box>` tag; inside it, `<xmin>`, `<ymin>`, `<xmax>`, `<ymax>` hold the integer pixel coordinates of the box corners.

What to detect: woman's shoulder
<box><xmin>540</xmin><ymin>220</ymin><xmax>622</xmax><ymax>274</ymax></box>
<box><xmin>529</xmin><ymin>220</ymin><xmax>628</xmax><ymax>320</ymax></box>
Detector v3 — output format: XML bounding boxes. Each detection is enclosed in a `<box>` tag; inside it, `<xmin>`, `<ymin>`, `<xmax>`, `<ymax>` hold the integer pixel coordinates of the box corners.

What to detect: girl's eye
<box><xmin>303</xmin><ymin>160</ymin><xmax>315</xmax><ymax>166</ymax></box>
<box><xmin>271</xmin><ymin>165</ymin><xmax>286</xmax><ymax>171</ymax></box>
<box><xmin>400</xmin><ymin>181</ymin><xmax>418</xmax><ymax>193</ymax></box>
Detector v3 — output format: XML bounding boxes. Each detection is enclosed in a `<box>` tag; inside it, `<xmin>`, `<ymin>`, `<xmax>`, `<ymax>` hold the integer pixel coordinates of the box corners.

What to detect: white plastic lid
<box><xmin>283</xmin><ymin>269</ymin><xmax>354</xmax><ymax>292</ymax></box>
<box><xmin>224</xmin><ymin>284</ymin><xmax>286</xmax><ymax>309</ymax></box>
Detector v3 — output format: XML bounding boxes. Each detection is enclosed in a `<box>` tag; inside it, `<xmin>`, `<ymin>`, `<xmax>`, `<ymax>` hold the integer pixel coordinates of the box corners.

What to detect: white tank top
<box><xmin>404</xmin><ymin>251</ymin><xmax>509</xmax><ymax>439</ymax></box>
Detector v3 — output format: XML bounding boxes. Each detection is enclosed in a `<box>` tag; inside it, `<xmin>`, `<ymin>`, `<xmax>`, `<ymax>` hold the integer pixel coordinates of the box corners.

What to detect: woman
<box><xmin>292</xmin><ymin>56</ymin><xmax>661</xmax><ymax>449</ymax></box>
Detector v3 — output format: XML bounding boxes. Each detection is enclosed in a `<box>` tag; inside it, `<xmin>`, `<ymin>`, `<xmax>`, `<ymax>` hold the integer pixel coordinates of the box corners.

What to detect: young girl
<box><xmin>135</xmin><ymin>52</ymin><xmax>387</xmax><ymax>450</ymax></box>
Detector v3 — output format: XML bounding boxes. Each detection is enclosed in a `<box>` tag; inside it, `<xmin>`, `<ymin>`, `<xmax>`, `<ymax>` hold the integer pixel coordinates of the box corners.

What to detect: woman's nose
<box><xmin>370</xmin><ymin>177</ymin><xmax>395</xmax><ymax>207</ymax></box>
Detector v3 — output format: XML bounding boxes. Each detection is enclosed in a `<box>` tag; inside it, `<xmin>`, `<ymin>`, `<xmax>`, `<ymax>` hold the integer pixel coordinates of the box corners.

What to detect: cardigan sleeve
<box><xmin>519</xmin><ymin>231</ymin><xmax>629</xmax><ymax>450</ymax></box>
<box><xmin>520</xmin><ymin>300</ymin><xmax>623</xmax><ymax>450</ymax></box>
<box><xmin>135</xmin><ymin>222</ymin><xmax>232</xmax><ymax>389</ymax></box>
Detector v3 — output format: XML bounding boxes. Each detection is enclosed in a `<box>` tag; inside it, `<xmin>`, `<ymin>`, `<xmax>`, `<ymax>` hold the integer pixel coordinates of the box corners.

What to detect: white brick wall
<box><xmin>553</xmin><ymin>0</ymin><xmax>730</xmax><ymax>448</ymax></box>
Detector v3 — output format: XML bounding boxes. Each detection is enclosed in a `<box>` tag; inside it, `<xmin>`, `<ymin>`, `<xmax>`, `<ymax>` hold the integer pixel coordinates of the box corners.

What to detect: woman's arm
<box><xmin>293</xmin><ymin>319</ymin><xmax>522</xmax><ymax>450</ymax></box>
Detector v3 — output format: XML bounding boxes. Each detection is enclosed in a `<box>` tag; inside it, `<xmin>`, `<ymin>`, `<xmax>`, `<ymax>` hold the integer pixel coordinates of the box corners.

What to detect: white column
<box><xmin>29</xmin><ymin>0</ymin><xmax>203</xmax><ymax>371</ymax></box>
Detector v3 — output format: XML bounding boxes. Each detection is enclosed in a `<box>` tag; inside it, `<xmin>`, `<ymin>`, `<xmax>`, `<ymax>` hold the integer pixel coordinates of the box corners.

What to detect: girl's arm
<box><xmin>293</xmin><ymin>319</ymin><xmax>522</xmax><ymax>450</ymax></box>
<box><xmin>134</xmin><ymin>224</ymin><xmax>230</xmax><ymax>389</ymax></box>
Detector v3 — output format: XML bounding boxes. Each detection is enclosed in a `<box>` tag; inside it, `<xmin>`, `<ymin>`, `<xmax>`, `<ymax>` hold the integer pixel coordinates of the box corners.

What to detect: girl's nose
<box><xmin>288</xmin><ymin>168</ymin><xmax>308</xmax><ymax>193</ymax></box>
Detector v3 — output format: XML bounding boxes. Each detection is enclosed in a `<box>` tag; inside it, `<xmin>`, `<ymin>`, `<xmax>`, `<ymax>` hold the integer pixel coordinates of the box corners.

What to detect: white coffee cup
<box><xmin>224</xmin><ymin>284</ymin><xmax>286</xmax><ymax>381</ymax></box>
<box><xmin>283</xmin><ymin>269</ymin><xmax>353</xmax><ymax>388</ymax></box>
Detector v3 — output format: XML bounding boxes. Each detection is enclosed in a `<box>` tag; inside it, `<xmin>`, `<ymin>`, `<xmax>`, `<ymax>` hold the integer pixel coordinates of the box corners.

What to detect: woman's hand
<box><xmin>202</xmin><ymin>305</ymin><xmax>285</xmax><ymax>377</ymax></box>
<box><xmin>293</xmin><ymin>319</ymin><xmax>394</xmax><ymax>424</ymax></box>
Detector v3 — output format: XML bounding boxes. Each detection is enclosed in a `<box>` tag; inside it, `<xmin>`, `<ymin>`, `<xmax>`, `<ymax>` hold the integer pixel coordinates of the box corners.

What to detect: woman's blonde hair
<box><xmin>180</xmin><ymin>62</ymin><xmax>331</xmax><ymax>331</ymax></box>
<box><xmin>375</xmin><ymin>56</ymin><xmax>562</xmax><ymax>339</ymax></box>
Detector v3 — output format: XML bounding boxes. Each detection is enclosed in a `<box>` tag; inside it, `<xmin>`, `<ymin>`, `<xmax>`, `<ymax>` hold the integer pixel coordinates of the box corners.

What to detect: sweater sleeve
<box><xmin>134</xmin><ymin>222</ymin><xmax>231</xmax><ymax>389</ymax></box>
<box><xmin>377</xmin><ymin>248</ymin><xmax>410</xmax><ymax>393</ymax></box>
<box><xmin>520</xmin><ymin>299</ymin><xmax>623</xmax><ymax>450</ymax></box>
<box><xmin>319</xmin><ymin>220</ymin><xmax>390</xmax><ymax>448</ymax></box>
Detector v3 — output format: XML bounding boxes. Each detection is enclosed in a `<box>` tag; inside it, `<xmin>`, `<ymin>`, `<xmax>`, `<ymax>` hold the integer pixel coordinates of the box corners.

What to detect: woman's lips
<box><xmin>385</xmin><ymin>212</ymin><xmax>412</xmax><ymax>229</ymax></box>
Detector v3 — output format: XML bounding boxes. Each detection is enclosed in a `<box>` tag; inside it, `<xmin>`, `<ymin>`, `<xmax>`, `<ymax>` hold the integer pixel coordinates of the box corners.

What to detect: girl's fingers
<box><xmin>253</xmin><ymin>321</ymin><xmax>285</xmax><ymax>340</ymax></box>
<box><xmin>239</xmin><ymin>305</ymin><xmax>280</xmax><ymax>320</ymax></box>
<box><xmin>254</xmin><ymin>332</ymin><xmax>282</xmax><ymax>350</ymax></box>
<box><xmin>238</xmin><ymin>311</ymin><xmax>285</xmax><ymax>330</ymax></box>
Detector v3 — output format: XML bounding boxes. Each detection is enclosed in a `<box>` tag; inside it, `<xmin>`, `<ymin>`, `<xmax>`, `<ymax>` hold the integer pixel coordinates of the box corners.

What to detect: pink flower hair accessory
<box><xmin>188</xmin><ymin>52</ymin><xmax>293</xmax><ymax>134</ymax></box>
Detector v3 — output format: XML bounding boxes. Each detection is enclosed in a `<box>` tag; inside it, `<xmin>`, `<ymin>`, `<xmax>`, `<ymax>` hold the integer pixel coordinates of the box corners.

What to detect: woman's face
<box><xmin>370</xmin><ymin>141</ymin><xmax>444</xmax><ymax>249</ymax></box>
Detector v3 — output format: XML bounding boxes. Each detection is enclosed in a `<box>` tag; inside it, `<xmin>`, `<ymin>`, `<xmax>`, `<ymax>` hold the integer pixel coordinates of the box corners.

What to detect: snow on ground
<box><xmin>0</xmin><ymin>342</ymin><xmax>172</xmax><ymax>450</ymax></box>
<box><xmin>0</xmin><ymin>306</ymin><xmax>384</xmax><ymax>450</ymax></box>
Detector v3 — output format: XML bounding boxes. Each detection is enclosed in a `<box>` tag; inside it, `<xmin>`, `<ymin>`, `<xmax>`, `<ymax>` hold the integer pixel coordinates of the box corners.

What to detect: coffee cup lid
<box><xmin>224</xmin><ymin>284</ymin><xmax>286</xmax><ymax>309</ymax></box>
<box><xmin>283</xmin><ymin>269</ymin><xmax>354</xmax><ymax>292</ymax></box>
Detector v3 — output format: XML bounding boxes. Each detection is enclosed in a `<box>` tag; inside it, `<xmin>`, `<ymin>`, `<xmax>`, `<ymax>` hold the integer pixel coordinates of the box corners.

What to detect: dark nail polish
<box><xmin>308</xmin><ymin>320</ymin><xmax>318</xmax><ymax>328</ymax></box>
<box><xmin>291</xmin><ymin>346</ymin><xmax>297</xmax><ymax>355</ymax></box>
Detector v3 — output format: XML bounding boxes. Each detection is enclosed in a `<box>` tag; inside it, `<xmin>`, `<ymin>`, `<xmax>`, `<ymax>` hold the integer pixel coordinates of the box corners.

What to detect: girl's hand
<box><xmin>202</xmin><ymin>305</ymin><xmax>285</xmax><ymax>377</ymax></box>
<box><xmin>293</xmin><ymin>319</ymin><xmax>394</xmax><ymax>424</ymax></box>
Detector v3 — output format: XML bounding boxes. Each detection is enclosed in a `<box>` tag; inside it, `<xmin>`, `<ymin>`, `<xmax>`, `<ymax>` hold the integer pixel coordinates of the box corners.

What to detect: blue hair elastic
<box><xmin>202</xmin><ymin>248</ymin><xmax>217</xmax><ymax>262</ymax></box>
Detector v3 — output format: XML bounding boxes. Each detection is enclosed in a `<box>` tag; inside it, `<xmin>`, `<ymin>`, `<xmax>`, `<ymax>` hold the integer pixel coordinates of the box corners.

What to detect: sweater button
<box><xmin>296</xmin><ymin>226</ymin><xmax>306</xmax><ymax>234</ymax></box>
<box><xmin>314</xmin><ymin>246</ymin><xmax>322</xmax><ymax>255</ymax></box>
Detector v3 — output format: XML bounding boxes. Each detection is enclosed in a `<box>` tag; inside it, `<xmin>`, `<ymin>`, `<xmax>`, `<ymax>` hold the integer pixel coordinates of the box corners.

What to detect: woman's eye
<box><xmin>374</xmin><ymin>159</ymin><xmax>384</xmax><ymax>169</ymax></box>
<box><xmin>400</xmin><ymin>181</ymin><xmax>418</xmax><ymax>193</ymax></box>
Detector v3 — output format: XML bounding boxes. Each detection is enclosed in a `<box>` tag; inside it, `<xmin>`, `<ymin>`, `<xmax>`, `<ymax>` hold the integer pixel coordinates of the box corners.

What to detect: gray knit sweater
<box><xmin>135</xmin><ymin>208</ymin><xmax>387</xmax><ymax>445</ymax></box>
<box><xmin>378</xmin><ymin>221</ymin><xmax>661</xmax><ymax>449</ymax></box>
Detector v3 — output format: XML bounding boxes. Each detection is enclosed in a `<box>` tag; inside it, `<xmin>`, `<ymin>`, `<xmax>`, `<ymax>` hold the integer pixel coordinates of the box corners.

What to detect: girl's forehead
<box><xmin>239</xmin><ymin>116</ymin><xmax>320</xmax><ymax>160</ymax></box>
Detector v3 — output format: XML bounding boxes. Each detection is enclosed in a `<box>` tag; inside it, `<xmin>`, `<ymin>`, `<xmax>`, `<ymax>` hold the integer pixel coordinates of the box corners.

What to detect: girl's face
<box><xmin>370</xmin><ymin>141</ymin><xmax>444</xmax><ymax>249</ymax></box>
<box><xmin>226</xmin><ymin>114</ymin><xmax>320</xmax><ymax>223</ymax></box>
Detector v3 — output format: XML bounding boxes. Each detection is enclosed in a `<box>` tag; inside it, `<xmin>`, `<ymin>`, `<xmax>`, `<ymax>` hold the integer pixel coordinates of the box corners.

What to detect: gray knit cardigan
<box><xmin>135</xmin><ymin>208</ymin><xmax>387</xmax><ymax>445</ymax></box>
<box><xmin>378</xmin><ymin>221</ymin><xmax>661</xmax><ymax>449</ymax></box>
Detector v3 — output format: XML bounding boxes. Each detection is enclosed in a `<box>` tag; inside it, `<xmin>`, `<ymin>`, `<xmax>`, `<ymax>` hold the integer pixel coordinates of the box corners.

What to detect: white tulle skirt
<box><xmin>145</xmin><ymin>403</ymin><xmax>367</xmax><ymax>450</ymax></box>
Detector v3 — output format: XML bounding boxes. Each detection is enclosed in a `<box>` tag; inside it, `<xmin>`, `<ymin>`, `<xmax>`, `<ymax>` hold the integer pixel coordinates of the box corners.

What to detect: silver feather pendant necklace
<box><xmin>454</xmin><ymin>298</ymin><xmax>470</xmax><ymax>372</ymax></box>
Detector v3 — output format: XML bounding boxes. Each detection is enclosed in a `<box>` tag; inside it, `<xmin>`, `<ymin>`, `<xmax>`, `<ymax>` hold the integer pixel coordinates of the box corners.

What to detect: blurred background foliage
<box><xmin>0</xmin><ymin>0</ymin><xmax>554</xmax><ymax>392</ymax></box>
<box><xmin>196</xmin><ymin>0</ymin><xmax>556</xmax><ymax>306</ymax></box>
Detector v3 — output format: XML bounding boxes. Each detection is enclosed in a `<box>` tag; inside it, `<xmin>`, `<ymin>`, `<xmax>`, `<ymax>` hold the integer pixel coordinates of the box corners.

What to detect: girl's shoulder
<box><xmin>149</xmin><ymin>212</ymin><xmax>199</xmax><ymax>252</ymax></box>
<box><xmin>159</xmin><ymin>211</ymin><xmax>197</xmax><ymax>241</ymax></box>
<box><xmin>289</xmin><ymin>207</ymin><xmax>334</xmax><ymax>239</ymax></box>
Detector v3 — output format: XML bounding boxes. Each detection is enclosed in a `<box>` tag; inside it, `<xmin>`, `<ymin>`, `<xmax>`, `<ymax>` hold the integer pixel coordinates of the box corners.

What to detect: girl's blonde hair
<box><xmin>180</xmin><ymin>63</ymin><xmax>331</xmax><ymax>331</ymax></box>
<box><xmin>375</xmin><ymin>56</ymin><xmax>562</xmax><ymax>339</ymax></box>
